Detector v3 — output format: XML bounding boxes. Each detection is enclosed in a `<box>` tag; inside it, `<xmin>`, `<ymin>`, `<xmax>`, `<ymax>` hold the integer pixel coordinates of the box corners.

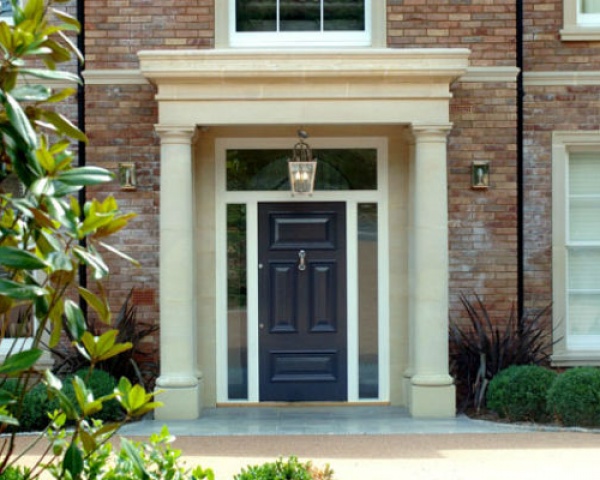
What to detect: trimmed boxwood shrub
<box><xmin>547</xmin><ymin>367</ymin><xmax>600</xmax><ymax>427</ymax></box>
<box><xmin>486</xmin><ymin>365</ymin><xmax>557</xmax><ymax>422</ymax></box>
<box><xmin>0</xmin><ymin>370</ymin><xmax>122</xmax><ymax>432</ymax></box>
<box><xmin>0</xmin><ymin>379</ymin><xmax>54</xmax><ymax>432</ymax></box>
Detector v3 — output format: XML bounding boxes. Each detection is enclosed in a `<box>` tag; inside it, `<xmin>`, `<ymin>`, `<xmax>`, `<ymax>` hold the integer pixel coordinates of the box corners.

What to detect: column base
<box><xmin>154</xmin><ymin>382</ymin><xmax>202</xmax><ymax>421</ymax></box>
<box><xmin>409</xmin><ymin>381</ymin><xmax>455</xmax><ymax>418</ymax></box>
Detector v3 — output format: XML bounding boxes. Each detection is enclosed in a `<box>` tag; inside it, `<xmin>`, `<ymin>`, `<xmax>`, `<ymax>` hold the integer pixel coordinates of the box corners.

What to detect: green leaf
<box><xmin>79</xmin><ymin>430</ymin><xmax>96</xmax><ymax>454</ymax></box>
<box><xmin>80</xmin><ymin>211</ymin><xmax>114</xmax><ymax>237</ymax></box>
<box><xmin>46</xmin><ymin>87</ymin><xmax>76</xmax><ymax>104</ymax></box>
<box><xmin>11</xmin><ymin>84</ymin><xmax>51</xmax><ymax>102</ymax></box>
<box><xmin>63</xmin><ymin>443</ymin><xmax>84</xmax><ymax>479</ymax></box>
<box><xmin>0</xmin><ymin>22</ymin><xmax>12</xmax><ymax>52</ymax></box>
<box><xmin>57</xmin><ymin>30</ymin><xmax>84</xmax><ymax>65</ymax></box>
<box><xmin>0</xmin><ymin>246</ymin><xmax>48</xmax><ymax>270</ymax></box>
<box><xmin>121</xmin><ymin>438</ymin><xmax>149</xmax><ymax>478</ymax></box>
<box><xmin>48</xmin><ymin>300</ymin><xmax>64</xmax><ymax>348</ymax></box>
<box><xmin>51</xmin><ymin>8</ymin><xmax>81</xmax><ymax>31</ymax></box>
<box><xmin>1</xmin><ymin>92</ymin><xmax>37</xmax><ymax>149</ymax></box>
<box><xmin>41</xmin><ymin>110</ymin><xmax>87</xmax><ymax>143</ymax></box>
<box><xmin>64</xmin><ymin>299</ymin><xmax>86</xmax><ymax>341</ymax></box>
<box><xmin>80</xmin><ymin>330</ymin><xmax>132</xmax><ymax>363</ymax></box>
<box><xmin>57</xmin><ymin>167</ymin><xmax>113</xmax><ymax>187</ymax></box>
<box><xmin>99</xmin><ymin>241</ymin><xmax>141</xmax><ymax>267</ymax></box>
<box><xmin>0</xmin><ymin>413</ymin><xmax>19</xmax><ymax>426</ymax></box>
<box><xmin>73</xmin><ymin>247</ymin><xmax>109</xmax><ymax>280</ymax></box>
<box><xmin>36</xmin><ymin>146</ymin><xmax>56</xmax><ymax>173</ymax></box>
<box><xmin>0</xmin><ymin>349</ymin><xmax>43</xmax><ymax>376</ymax></box>
<box><xmin>19</xmin><ymin>68</ymin><xmax>81</xmax><ymax>84</ymax></box>
<box><xmin>0</xmin><ymin>278</ymin><xmax>46</xmax><ymax>300</ymax></box>
<box><xmin>78</xmin><ymin>286</ymin><xmax>110</xmax><ymax>324</ymax></box>
<box><xmin>116</xmin><ymin>379</ymin><xmax>162</xmax><ymax>417</ymax></box>
<box><xmin>94</xmin><ymin>213</ymin><xmax>136</xmax><ymax>238</ymax></box>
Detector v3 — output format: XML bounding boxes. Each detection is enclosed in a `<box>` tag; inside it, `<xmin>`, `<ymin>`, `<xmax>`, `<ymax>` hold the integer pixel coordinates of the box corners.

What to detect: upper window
<box><xmin>221</xmin><ymin>0</ymin><xmax>382</xmax><ymax>48</ymax></box>
<box><xmin>562</xmin><ymin>0</ymin><xmax>600</xmax><ymax>41</ymax></box>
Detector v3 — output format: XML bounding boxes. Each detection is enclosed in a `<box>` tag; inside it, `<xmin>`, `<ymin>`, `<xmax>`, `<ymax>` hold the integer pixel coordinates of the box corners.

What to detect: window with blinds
<box><xmin>579</xmin><ymin>0</ymin><xmax>600</xmax><ymax>25</ymax></box>
<box><xmin>567</xmin><ymin>153</ymin><xmax>600</xmax><ymax>348</ymax></box>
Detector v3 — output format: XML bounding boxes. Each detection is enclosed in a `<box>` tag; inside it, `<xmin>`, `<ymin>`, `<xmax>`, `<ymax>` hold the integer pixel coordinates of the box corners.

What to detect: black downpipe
<box><xmin>76</xmin><ymin>0</ymin><xmax>87</xmax><ymax>317</ymax></box>
<box><xmin>516</xmin><ymin>0</ymin><xmax>525</xmax><ymax>322</ymax></box>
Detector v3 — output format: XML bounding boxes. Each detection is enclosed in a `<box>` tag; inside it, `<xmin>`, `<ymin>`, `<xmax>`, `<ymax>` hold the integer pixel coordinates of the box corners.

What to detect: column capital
<box><xmin>411</xmin><ymin>124</ymin><xmax>452</xmax><ymax>142</ymax></box>
<box><xmin>155</xmin><ymin>124</ymin><xmax>196</xmax><ymax>144</ymax></box>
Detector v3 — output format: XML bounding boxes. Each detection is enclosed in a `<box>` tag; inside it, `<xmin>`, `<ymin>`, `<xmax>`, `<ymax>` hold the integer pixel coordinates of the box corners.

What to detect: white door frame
<box><xmin>215</xmin><ymin>136</ymin><xmax>389</xmax><ymax>403</ymax></box>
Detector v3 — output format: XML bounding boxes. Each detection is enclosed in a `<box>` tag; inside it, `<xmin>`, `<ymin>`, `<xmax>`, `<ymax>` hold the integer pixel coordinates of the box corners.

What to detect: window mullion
<box><xmin>277</xmin><ymin>0</ymin><xmax>280</xmax><ymax>32</ymax></box>
<box><xmin>320</xmin><ymin>0</ymin><xmax>324</xmax><ymax>32</ymax></box>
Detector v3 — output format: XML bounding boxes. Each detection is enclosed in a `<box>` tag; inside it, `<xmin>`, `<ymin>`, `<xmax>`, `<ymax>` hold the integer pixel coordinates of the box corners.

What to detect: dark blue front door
<box><xmin>258</xmin><ymin>202</ymin><xmax>347</xmax><ymax>401</ymax></box>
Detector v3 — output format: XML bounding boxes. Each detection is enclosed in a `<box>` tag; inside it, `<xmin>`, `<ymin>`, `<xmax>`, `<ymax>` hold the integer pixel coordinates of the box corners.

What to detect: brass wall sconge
<box><xmin>471</xmin><ymin>161</ymin><xmax>490</xmax><ymax>190</ymax></box>
<box><xmin>118</xmin><ymin>162</ymin><xmax>137</xmax><ymax>191</ymax></box>
<box><xmin>288</xmin><ymin>131</ymin><xmax>317</xmax><ymax>195</ymax></box>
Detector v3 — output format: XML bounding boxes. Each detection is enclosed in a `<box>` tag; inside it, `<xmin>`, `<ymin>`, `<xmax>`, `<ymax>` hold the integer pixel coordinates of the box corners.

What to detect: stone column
<box><xmin>408</xmin><ymin>125</ymin><xmax>455</xmax><ymax>418</ymax></box>
<box><xmin>154</xmin><ymin>125</ymin><xmax>201</xmax><ymax>420</ymax></box>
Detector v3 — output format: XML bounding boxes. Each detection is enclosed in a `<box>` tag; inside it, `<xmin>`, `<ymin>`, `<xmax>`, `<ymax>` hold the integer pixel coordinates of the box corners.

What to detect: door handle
<box><xmin>298</xmin><ymin>250</ymin><xmax>306</xmax><ymax>271</ymax></box>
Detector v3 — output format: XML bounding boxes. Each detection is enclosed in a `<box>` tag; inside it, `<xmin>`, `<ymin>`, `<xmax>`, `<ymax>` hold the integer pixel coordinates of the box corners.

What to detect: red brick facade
<box><xmin>74</xmin><ymin>1</ymin><xmax>599</xmax><ymax>372</ymax></box>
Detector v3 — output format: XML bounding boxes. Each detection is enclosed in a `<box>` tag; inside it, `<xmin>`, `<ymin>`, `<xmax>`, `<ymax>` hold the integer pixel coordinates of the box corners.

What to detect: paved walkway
<box><xmin>11</xmin><ymin>407</ymin><xmax>600</xmax><ymax>480</ymax></box>
<box><xmin>116</xmin><ymin>407</ymin><xmax>600</xmax><ymax>480</ymax></box>
<box><xmin>119</xmin><ymin>406</ymin><xmax>543</xmax><ymax>436</ymax></box>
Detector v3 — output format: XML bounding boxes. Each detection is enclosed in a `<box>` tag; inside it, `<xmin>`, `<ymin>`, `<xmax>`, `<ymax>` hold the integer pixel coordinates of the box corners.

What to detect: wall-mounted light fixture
<box><xmin>288</xmin><ymin>130</ymin><xmax>317</xmax><ymax>195</ymax></box>
<box><xmin>118</xmin><ymin>162</ymin><xmax>137</xmax><ymax>191</ymax></box>
<box><xmin>471</xmin><ymin>161</ymin><xmax>490</xmax><ymax>190</ymax></box>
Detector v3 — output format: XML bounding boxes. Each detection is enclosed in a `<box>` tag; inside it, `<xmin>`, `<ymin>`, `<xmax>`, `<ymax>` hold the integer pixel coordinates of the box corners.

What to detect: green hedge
<box><xmin>547</xmin><ymin>367</ymin><xmax>600</xmax><ymax>427</ymax></box>
<box><xmin>486</xmin><ymin>365</ymin><xmax>557</xmax><ymax>422</ymax></box>
<box><xmin>0</xmin><ymin>369</ymin><xmax>122</xmax><ymax>432</ymax></box>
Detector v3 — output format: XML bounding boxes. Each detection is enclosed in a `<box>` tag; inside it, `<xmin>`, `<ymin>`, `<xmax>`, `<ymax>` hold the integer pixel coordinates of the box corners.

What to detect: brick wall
<box><xmin>524</xmin><ymin>0</ymin><xmax>600</xmax><ymax>71</ymax></box>
<box><xmin>85</xmin><ymin>0</ymin><xmax>214</xmax><ymax>69</ymax></box>
<box><xmin>81</xmin><ymin>1</ymin><xmax>524</xmax><ymax>327</ymax></box>
<box><xmin>85</xmin><ymin>82</ymin><xmax>160</xmax><ymax>328</ymax></box>
<box><xmin>388</xmin><ymin>0</ymin><xmax>516</xmax><ymax>67</ymax></box>
<box><xmin>448</xmin><ymin>82</ymin><xmax>518</xmax><ymax>323</ymax></box>
<box><xmin>387</xmin><ymin>1</ymin><xmax>519</xmax><ymax>321</ymax></box>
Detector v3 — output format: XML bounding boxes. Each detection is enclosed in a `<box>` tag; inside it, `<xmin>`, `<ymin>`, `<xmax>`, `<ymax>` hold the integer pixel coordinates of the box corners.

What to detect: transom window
<box><xmin>229</xmin><ymin>0</ymin><xmax>371</xmax><ymax>47</ymax></box>
<box><xmin>226</xmin><ymin>148</ymin><xmax>377</xmax><ymax>191</ymax></box>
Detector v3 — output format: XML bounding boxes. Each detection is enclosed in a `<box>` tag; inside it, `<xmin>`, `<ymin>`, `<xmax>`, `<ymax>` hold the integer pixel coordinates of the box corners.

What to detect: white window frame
<box><xmin>561</xmin><ymin>0</ymin><xmax>600</xmax><ymax>41</ymax></box>
<box><xmin>216</xmin><ymin>1</ymin><xmax>385</xmax><ymax>48</ymax></box>
<box><xmin>215</xmin><ymin>136</ymin><xmax>390</xmax><ymax>403</ymax></box>
<box><xmin>552</xmin><ymin>131</ymin><xmax>600</xmax><ymax>366</ymax></box>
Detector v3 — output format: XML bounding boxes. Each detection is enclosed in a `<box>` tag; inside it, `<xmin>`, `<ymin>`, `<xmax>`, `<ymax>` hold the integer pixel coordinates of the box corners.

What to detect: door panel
<box><xmin>259</xmin><ymin>202</ymin><xmax>347</xmax><ymax>401</ymax></box>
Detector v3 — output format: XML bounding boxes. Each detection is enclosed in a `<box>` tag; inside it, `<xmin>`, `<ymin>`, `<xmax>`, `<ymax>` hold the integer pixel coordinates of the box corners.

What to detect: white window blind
<box><xmin>568</xmin><ymin>152</ymin><xmax>600</xmax><ymax>346</ymax></box>
<box><xmin>579</xmin><ymin>0</ymin><xmax>600</xmax><ymax>25</ymax></box>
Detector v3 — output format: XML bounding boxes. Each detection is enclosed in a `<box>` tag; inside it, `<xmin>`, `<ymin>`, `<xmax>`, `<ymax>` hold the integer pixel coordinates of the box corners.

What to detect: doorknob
<box><xmin>298</xmin><ymin>250</ymin><xmax>306</xmax><ymax>271</ymax></box>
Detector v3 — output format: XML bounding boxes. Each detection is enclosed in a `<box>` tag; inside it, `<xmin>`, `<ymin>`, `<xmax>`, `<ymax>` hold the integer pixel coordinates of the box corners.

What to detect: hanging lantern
<box><xmin>288</xmin><ymin>137</ymin><xmax>317</xmax><ymax>195</ymax></box>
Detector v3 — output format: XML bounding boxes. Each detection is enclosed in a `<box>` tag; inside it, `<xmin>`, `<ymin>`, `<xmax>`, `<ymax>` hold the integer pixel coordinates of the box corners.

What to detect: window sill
<box><xmin>552</xmin><ymin>351</ymin><xmax>600</xmax><ymax>367</ymax></box>
<box><xmin>560</xmin><ymin>26</ymin><xmax>600</xmax><ymax>41</ymax></box>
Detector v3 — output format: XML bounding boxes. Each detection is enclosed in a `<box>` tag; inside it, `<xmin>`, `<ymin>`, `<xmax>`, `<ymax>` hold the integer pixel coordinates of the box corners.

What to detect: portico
<box><xmin>138</xmin><ymin>48</ymin><xmax>470</xmax><ymax>420</ymax></box>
